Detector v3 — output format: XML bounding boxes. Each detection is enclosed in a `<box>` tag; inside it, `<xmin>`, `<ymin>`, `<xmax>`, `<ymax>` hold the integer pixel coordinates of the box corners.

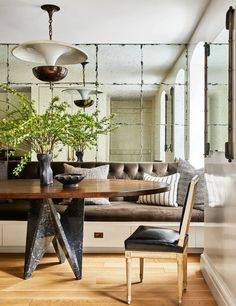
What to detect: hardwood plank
<box><xmin>0</xmin><ymin>253</ymin><xmax>217</xmax><ymax>306</ymax></box>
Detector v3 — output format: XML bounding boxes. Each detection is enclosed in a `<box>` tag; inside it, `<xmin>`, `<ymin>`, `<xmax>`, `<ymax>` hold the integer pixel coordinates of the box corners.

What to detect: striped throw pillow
<box><xmin>137</xmin><ymin>172</ymin><xmax>180</xmax><ymax>207</ymax></box>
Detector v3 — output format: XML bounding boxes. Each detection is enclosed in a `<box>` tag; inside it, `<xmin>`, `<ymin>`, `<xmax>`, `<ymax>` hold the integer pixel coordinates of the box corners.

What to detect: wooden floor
<box><xmin>0</xmin><ymin>253</ymin><xmax>217</xmax><ymax>306</ymax></box>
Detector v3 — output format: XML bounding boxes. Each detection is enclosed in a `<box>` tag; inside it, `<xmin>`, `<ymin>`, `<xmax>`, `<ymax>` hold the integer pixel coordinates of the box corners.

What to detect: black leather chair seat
<box><xmin>125</xmin><ymin>225</ymin><xmax>187</xmax><ymax>253</ymax></box>
<box><xmin>85</xmin><ymin>201</ymin><xmax>204</xmax><ymax>222</ymax></box>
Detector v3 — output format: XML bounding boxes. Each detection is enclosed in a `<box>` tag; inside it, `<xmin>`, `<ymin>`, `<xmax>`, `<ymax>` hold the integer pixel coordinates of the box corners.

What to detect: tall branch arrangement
<box><xmin>0</xmin><ymin>83</ymin><xmax>117</xmax><ymax>175</ymax></box>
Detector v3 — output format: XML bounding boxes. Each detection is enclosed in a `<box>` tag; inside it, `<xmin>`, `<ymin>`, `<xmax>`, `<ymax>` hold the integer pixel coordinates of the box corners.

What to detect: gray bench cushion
<box><xmin>0</xmin><ymin>200</ymin><xmax>204</xmax><ymax>222</ymax></box>
<box><xmin>84</xmin><ymin>201</ymin><xmax>204</xmax><ymax>222</ymax></box>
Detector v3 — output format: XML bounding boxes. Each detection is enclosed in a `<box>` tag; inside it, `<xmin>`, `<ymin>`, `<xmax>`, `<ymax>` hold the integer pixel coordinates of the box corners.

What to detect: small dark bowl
<box><xmin>54</xmin><ymin>173</ymin><xmax>85</xmax><ymax>188</ymax></box>
<box><xmin>74</xmin><ymin>99</ymin><xmax>94</xmax><ymax>108</ymax></box>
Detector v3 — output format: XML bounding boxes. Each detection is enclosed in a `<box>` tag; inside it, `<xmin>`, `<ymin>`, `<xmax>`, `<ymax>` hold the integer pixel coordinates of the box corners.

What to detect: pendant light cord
<box><xmin>82</xmin><ymin>64</ymin><xmax>85</xmax><ymax>86</ymax></box>
<box><xmin>81</xmin><ymin>62</ymin><xmax>88</xmax><ymax>87</ymax></box>
<box><xmin>41</xmin><ymin>4</ymin><xmax>60</xmax><ymax>40</ymax></box>
<box><xmin>48</xmin><ymin>11</ymin><xmax>53</xmax><ymax>40</ymax></box>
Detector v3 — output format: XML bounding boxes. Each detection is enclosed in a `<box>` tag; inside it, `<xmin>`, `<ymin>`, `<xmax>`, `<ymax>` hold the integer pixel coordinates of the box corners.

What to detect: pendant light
<box><xmin>12</xmin><ymin>4</ymin><xmax>88</xmax><ymax>82</ymax></box>
<box><xmin>63</xmin><ymin>61</ymin><xmax>102</xmax><ymax>108</ymax></box>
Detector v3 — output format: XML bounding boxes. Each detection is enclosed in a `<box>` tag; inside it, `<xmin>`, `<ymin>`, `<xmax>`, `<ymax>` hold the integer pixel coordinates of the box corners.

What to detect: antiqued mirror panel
<box><xmin>0</xmin><ymin>45</ymin><xmax>7</xmax><ymax>83</ymax></box>
<box><xmin>174</xmin><ymin>82</ymin><xmax>186</xmax><ymax>160</ymax></box>
<box><xmin>8</xmin><ymin>45</ymin><xmax>40</xmax><ymax>84</ymax></box>
<box><xmin>98</xmin><ymin>45</ymin><xmax>141</xmax><ymax>84</ymax></box>
<box><xmin>142</xmin><ymin>45</ymin><xmax>186</xmax><ymax>84</ymax></box>
<box><xmin>63</xmin><ymin>44</ymin><xmax>97</xmax><ymax>84</ymax></box>
<box><xmin>0</xmin><ymin>43</ymin><xmax>188</xmax><ymax>162</ymax></box>
<box><xmin>108</xmin><ymin>85</ymin><xmax>142</xmax><ymax>162</ymax></box>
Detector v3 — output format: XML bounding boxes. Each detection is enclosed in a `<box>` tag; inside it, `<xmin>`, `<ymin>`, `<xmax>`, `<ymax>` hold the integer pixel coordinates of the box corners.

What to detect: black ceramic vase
<box><xmin>75</xmin><ymin>150</ymin><xmax>84</xmax><ymax>162</ymax></box>
<box><xmin>37</xmin><ymin>153</ymin><xmax>53</xmax><ymax>185</ymax></box>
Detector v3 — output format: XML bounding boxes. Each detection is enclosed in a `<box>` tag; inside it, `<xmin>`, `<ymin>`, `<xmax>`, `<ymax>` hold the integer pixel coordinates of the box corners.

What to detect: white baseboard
<box><xmin>201</xmin><ymin>253</ymin><xmax>236</xmax><ymax>306</ymax></box>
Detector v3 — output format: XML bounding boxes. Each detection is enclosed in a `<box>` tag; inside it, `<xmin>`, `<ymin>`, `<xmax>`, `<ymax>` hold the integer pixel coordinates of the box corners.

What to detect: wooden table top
<box><xmin>0</xmin><ymin>179</ymin><xmax>169</xmax><ymax>199</ymax></box>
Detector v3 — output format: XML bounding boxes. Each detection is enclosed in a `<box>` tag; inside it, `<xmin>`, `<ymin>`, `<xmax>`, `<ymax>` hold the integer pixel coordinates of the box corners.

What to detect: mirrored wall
<box><xmin>0</xmin><ymin>43</ymin><xmax>188</xmax><ymax>162</ymax></box>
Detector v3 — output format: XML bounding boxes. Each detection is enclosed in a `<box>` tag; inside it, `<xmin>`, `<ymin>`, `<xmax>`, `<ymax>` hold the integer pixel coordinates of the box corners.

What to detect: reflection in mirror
<box><xmin>165</xmin><ymin>92</ymin><xmax>169</xmax><ymax>153</ymax></box>
<box><xmin>225</xmin><ymin>6</ymin><xmax>234</xmax><ymax>162</ymax></box>
<box><xmin>174</xmin><ymin>71</ymin><xmax>185</xmax><ymax>159</ymax></box>
<box><xmin>102</xmin><ymin>83</ymin><xmax>141</xmax><ymax>164</ymax></box>
<box><xmin>204</xmin><ymin>43</ymin><xmax>210</xmax><ymax>157</ymax></box>
<box><xmin>206</xmin><ymin>29</ymin><xmax>228</xmax><ymax>154</ymax></box>
<box><xmin>169</xmin><ymin>87</ymin><xmax>174</xmax><ymax>153</ymax></box>
<box><xmin>142</xmin><ymin>45</ymin><xmax>185</xmax><ymax>84</ymax></box>
<box><xmin>8</xmin><ymin>45</ymin><xmax>40</xmax><ymax>84</ymax></box>
<box><xmin>100</xmin><ymin>44</ymin><xmax>188</xmax><ymax>162</ymax></box>
<box><xmin>159</xmin><ymin>91</ymin><xmax>166</xmax><ymax>161</ymax></box>
<box><xmin>0</xmin><ymin>45</ymin><xmax>7</xmax><ymax>83</ymax></box>
<box><xmin>65</xmin><ymin>45</ymin><xmax>97</xmax><ymax>84</ymax></box>
<box><xmin>205</xmin><ymin>173</ymin><xmax>231</xmax><ymax>207</ymax></box>
<box><xmin>0</xmin><ymin>86</ymin><xmax>31</xmax><ymax>158</ymax></box>
<box><xmin>162</xmin><ymin>86</ymin><xmax>178</xmax><ymax>158</ymax></box>
<box><xmin>98</xmin><ymin>45</ymin><xmax>141</xmax><ymax>84</ymax></box>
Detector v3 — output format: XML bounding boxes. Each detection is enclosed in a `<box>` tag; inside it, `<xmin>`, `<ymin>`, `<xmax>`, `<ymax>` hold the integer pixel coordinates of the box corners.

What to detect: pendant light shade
<box><xmin>63</xmin><ymin>87</ymin><xmax>103</xmax><ymax>99</ymax></box>
<box><xmin>62</xmin><ymin>62</ymin><xmax>103</xmax><ymax>108</ymax></box>
<box><xmin>64</xmin><ymin>87</ymin><xmax>103</xmax><ymax>108</ymax></box>
<box><xmin>12</xmin><ymin>40</ymin><xmax>87</xmax><ymax>66</ymax></box>
<box><xmin>12</xmin><ymin>4</ymin><xmax>88</xmax><ymax>82</ymax></box>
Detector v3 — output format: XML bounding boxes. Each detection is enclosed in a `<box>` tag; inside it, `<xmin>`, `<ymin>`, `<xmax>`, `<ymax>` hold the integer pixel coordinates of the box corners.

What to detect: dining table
<box><xmin>0</xmin><ymin>178</ymin><xmax>169</xmax><ymax>280</ymax></box>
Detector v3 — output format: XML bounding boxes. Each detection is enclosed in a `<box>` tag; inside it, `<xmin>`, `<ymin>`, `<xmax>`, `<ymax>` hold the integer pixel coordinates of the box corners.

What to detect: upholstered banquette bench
<box><xmin>0</xmin><ymin>161</ymin><xmax>204</xmax><ymax>252</ymax></box>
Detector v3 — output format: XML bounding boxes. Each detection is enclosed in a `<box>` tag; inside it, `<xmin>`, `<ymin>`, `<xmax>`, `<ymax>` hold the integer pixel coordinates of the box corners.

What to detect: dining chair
<box><xmin>124</xmin><ymin>175</ymin><xmax>199</xmax><ymax>305</ymax></box>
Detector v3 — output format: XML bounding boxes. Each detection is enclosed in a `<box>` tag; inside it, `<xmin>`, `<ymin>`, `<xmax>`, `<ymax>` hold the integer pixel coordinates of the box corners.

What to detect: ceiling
<box><xmin>0</xmin><ymin>0</ymin><xmax>211</xmax><ymax>99</ymax></box>
<box><xmin>0</xmin><ymin>0</ymin><xmax>211</xmax><ymax>44</ymax></box>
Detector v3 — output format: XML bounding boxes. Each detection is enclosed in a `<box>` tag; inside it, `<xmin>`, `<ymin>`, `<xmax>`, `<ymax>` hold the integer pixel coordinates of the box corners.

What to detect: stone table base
<box><xmin>24</xmin><ymin>198</ymin><xmax>85</xmax><ymax>280</ymax></box>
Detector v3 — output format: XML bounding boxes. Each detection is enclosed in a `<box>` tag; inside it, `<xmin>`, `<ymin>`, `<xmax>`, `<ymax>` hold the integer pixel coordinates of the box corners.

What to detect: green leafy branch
<box><xmin>0</xmin><ymin>83</ymin><xmax>119</xmax><ymax>175</ymax></box>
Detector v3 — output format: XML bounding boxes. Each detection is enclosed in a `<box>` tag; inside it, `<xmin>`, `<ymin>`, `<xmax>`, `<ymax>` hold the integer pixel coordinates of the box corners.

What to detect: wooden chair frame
<box><xmin>125</xmin><ymin>175</ymin><xmax>199</xmax><ymax>305</ymax></box>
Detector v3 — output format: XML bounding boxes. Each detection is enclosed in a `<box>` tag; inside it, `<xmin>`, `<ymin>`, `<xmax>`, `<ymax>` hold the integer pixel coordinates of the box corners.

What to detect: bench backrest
<box><xmin>7</xmin><ymin>161</ymin><xmax>178</xmax><ymax>180</ymax></box>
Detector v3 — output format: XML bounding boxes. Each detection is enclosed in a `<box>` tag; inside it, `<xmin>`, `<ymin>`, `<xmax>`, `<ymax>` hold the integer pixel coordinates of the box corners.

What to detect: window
<box><xmin>189</xmin><ymin>42</ymin><xmax>204</xmax><ymax>168</ymax></box>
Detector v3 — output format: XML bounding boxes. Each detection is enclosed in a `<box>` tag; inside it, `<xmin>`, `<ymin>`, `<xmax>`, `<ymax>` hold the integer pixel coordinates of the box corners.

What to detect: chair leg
<box><xmin>177</xmin><ymin>254</ymin><xmax>184</xmax><ymax>305</ymax></box>
<box><xmin>126</xmin><ymin>257</ymin><xmax>132</xmax><ymax>304</ymax></box>
<box><xmin>139</xmin><ymin>258</ymin><xmax>144</xmax><ymax>282</ymax></box>
<box><xmin>183</xmin><ymin>250</ymin><xmax>188</xmax><ymax>290</ymax></box>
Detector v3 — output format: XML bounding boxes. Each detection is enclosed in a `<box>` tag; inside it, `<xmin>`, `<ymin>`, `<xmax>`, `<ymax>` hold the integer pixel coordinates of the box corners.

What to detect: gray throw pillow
<box><xmin>64</xmin><ymin>164</ymin><xmax>110</xmax><ymax>205</ymax></box>
<box><xmin>177</xmin><ymin>159</ymin><xmax>206</xmax><ymax>207</ymax></box>
<box><xmin>64</xmin><ymin>164</ymin><xmax>109</xmax><ymax>179</ymax></box>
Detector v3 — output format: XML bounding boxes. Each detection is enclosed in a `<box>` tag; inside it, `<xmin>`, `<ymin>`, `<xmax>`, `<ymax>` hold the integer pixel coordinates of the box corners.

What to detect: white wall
<box><xmin>188</xmin><ymin>1</ymin><xmax>236</xmax><ymax>305</ymax></box>
<box><xmin>188</xmin><ymin>0</ymin><xmax>236</xmax><ymax>58</ymax></box>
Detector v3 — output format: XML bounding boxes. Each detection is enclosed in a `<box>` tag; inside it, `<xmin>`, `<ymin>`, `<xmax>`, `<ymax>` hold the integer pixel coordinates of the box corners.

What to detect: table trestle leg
<box><xmin>24</xmin><ymin>200</ymin><xmax>56</xmax><ymax>280</ymax></box>
<box><xmin>52</xmin><ymin>237</ymin><xmax>66</xmax><ymax>264</ymax></box>
<box><xmin>48</xmin><ymin>198</ymin><xmax>85</xmax><ymax>280</ymax></box>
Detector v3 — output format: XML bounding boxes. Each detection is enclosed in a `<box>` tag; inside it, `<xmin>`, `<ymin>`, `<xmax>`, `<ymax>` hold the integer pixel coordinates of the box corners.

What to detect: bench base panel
<box><xmin>0</xmin><ymin>221</ymin><xmax>204</xmax><ymax>254</ymax></box>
